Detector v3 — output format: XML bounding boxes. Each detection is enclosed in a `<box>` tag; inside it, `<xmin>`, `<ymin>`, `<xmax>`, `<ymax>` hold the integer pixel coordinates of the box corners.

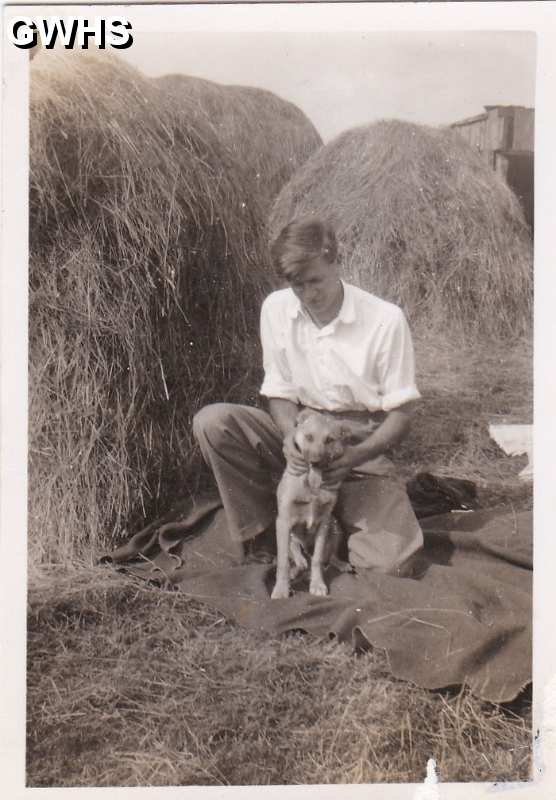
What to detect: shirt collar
<box><xmin>286</xmin><ymin>281</ymin><xmax>356</xmax><ymax>325</ymax></box>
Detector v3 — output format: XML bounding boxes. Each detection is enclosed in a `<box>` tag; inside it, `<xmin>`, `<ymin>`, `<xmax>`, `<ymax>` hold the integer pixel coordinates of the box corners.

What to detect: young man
<box><xmin>193</xmin><ymin>217</ymin><xmax>423</xmax><ymax>575</ymax></box>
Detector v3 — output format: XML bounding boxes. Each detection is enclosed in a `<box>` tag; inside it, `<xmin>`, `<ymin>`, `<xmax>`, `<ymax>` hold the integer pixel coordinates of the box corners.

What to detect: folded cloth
<box><xmin>406</xmin><ymin>472</ymin><xmax>478</xmax><ymax>518</ymax></box>
<box><xmin>104</xmin><ymin>488</ymin><xmax>531</xmax><ymax>704</ymax></box>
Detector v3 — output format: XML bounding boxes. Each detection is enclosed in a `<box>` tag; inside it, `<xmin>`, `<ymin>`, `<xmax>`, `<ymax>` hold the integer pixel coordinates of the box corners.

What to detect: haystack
<box><xmin>29</xmin><ymin>51</ymin><xmax>271</xmax><ymax>562</ymax></box>
<box><xmin>157</xmin><ymin>74</ymin><xmax>322</xmax><ymax>213</ymax></box>
<box><xmin>269</xmin><ymin>120</ymin><xmax>533</xmax><ymax>336</ymax></box>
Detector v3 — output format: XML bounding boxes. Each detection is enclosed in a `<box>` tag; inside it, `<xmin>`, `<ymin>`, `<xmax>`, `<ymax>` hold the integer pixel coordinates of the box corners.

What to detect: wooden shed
<box><xmin>450</xmin><ymin>106</ymin><xmax>534</xmax><ymax>232</ymax></box>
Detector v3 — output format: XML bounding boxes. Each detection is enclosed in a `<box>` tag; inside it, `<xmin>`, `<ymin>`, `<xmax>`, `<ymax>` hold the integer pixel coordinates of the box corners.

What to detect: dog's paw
<box><xmin>309</xmin><ymin>579</ymin><xmax>328</xmax><ymax>597</ymax></box>
<box><xmin>271</xmin><ymin>583</ymin><xmax>290</xmax><ymax>600</ymax></box>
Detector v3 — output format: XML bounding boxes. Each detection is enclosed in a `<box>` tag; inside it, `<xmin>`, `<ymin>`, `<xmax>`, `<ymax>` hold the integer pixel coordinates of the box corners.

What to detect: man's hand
<box><xmin>322</xmin><ymin>445</ymin><xmax>360</xmax><ymax>488</ymax></box>
<box><xmin>283</xmin><ymin>430</ymin><xmax>307</xmax><ymax>475</ymax></box>
<box><xmin>322</xmin><ymin>404</ymin><xmax>416</xmax><ymax>488</ymax></box>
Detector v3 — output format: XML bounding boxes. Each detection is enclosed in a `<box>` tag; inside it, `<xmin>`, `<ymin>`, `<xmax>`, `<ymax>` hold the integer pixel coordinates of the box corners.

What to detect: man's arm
<box><xmin>260</xmin><ymin>298</ymin><xmax>307</xmax><ymax>472</ymax></box>
<box><xmin>267</xmin><ymin>397</ymin><xmax>306</xmax><ymax>474</ymax></box>
<box><xmin>325</xmin><ymin>402</ymin><xmax>417</xmax><ymax>485</ymax></box>
<box><xmin>267</xmin><ymin>397</ymin><xmax>299</xmax><ymax>437</ymax></box>
<box><xmin>352</xmin><ymin>402</ymin><xmax>416</xmax><ymax>462</ymax></box>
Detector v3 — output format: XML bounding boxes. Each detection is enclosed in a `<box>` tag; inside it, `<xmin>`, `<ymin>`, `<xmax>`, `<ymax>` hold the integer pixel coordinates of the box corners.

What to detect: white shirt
<box><xmin>259</xmin><ymin>281</ymin><xmax>421</xmax><ymax>413</ymax></box>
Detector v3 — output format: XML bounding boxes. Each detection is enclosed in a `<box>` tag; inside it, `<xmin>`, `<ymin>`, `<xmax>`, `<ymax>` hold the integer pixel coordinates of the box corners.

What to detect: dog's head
<box><xmin>293</xmin><ymin>409</ymin><xmax>379</xmax><ymax>468</ymax></box>
<box><xmin>293</xmin><ymin>409</ymin><xmax>349</xmax><ymax>467</ymax></box>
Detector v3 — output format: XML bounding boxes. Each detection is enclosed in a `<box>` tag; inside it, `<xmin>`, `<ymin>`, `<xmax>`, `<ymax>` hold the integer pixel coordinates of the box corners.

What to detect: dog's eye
<box><xmin>324</xmin><ymin>436</ymin><xmax>333</xmax><ymax>444</ymax></box>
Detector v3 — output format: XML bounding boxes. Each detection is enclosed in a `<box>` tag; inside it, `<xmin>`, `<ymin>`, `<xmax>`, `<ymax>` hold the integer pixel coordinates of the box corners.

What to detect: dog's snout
<box><xmin>294</xmin><ymin>412</ymin><xmax>347</xmax><ymax>468</ymax></box>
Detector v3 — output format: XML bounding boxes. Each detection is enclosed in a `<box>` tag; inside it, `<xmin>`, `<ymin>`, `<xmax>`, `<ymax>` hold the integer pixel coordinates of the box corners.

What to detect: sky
<box><xmin>121</xmin><ymin>30</ymin><xmax>536</xmax><ymax>142</ymax></box>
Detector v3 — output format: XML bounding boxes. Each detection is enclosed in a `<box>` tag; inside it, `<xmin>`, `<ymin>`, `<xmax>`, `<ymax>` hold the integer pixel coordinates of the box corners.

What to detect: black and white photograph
<box><xmin>2</xmin><ymin>1</ymin><xmax>556</xmax><ymax>796</ymax></box>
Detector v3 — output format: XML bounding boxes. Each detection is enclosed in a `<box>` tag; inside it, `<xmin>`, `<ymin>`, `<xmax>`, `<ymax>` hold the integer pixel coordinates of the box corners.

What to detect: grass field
<box><xmin>26</xmin><ymin>330</ymin><xmax>533</xmax><ymax>786</ymax></box>
<box><xmin>401</xmin><ymin>329</ymin><xmax>532</xmax><ymax>491</ymax></box>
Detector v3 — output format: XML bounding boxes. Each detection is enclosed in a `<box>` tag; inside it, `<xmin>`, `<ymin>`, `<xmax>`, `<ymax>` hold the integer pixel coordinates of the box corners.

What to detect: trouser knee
<box><xmin>192</xmin><ymin>402</ymin><xmax>238</xmax><ymax>447</ymax></box>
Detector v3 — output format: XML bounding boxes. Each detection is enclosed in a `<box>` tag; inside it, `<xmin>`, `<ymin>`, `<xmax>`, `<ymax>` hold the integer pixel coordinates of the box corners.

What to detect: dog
<box><xmin>271</xmin><ymin>408</ymin><xmax>377</xmax><ymax>599</ymax></box>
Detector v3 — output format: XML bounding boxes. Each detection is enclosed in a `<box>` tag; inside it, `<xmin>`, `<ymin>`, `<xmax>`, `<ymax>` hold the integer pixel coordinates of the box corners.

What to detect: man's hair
<box><xmin>270</xmin><ymin>216</ymin><xmax>338</xmax><ymax>278</ymax></box>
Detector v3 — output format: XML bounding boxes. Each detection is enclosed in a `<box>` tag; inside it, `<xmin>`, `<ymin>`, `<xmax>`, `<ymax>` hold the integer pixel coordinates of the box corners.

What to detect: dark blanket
<box><xmin>105</xmin><ymin>490</ymin><xmax>531</xmax><ymax>704</ymax></box>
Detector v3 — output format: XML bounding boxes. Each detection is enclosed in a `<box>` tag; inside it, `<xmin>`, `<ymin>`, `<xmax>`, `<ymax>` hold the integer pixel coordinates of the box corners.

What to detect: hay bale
<box><xmin>29</xmin><ymin>51</ymin><xmax>271</xmax><ymax>562</ymax></box>
<box><xmin>157</xmin><ymin>74</ymin><xmax>322</xmax><ymax>212</ymax></box>
<box><xmin>269</xmin><ymin>120</ymin><xmax>533</xmax><ymax>336</ymax></box>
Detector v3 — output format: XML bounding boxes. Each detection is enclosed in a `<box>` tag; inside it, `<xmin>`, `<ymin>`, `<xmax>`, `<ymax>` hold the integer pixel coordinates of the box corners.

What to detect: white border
<box><xmin>2</xmin><ymin>2</ymin><xmax>556</xmax><ymax>798</ymax></box>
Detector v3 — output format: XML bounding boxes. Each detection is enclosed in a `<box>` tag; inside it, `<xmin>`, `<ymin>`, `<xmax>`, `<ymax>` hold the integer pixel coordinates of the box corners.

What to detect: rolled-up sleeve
<box><xmin>377</xmin><ymin>308</ymin><xmax>421</xmax><ymax>411</ymax></box>
<box><xmin>259</xmin><ymin>298</ymin><xmax>299</xmax><ymax>402</ymax></box>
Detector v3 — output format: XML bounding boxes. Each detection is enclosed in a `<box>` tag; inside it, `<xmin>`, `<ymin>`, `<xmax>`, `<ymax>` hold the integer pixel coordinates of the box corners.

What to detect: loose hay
<box><xmin>26</xmin><ymin>564</ymin><xmax>531</xmax><ymax>786</ymax></box>
<box><xmin>157</xmin><ymin>74</ymin><xmax>323</xmax><ymax>213</ymax></box>
<box><xmin>29</xmin><ymin>51</ymin><xmax>270</xmax><ymax>563</ymax></box>
<box><xmin>269</xmin><ymin>120</ymin><xmax>533</xmax><ymax>336</ymax></box>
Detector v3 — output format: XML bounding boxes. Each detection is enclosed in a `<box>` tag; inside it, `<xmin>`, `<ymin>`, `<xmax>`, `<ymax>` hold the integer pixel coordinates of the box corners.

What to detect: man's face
<box><xmin>286</xmin><ymin>257</ymin><xmax>342</xmax><ymax>322</ymax></box>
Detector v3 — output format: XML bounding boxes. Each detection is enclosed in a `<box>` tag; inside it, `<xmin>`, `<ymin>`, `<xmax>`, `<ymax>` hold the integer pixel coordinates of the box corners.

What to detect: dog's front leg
<box><xmin>309</xmin><ymin>517</ymin><xmax>330</xmax><ymax>596</ymax></box>
<box><xmin>271</xmin><ymin>515</ymin><xmax>291</xmax><ymax>599</ymax></box>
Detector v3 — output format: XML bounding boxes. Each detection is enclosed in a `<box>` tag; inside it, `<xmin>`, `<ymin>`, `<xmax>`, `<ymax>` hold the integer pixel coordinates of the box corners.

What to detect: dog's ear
<box><xmin>338</xmin><ymin>420</ymin><xmax>377</xmax><ymax>444</ymax></box>
<box><xmin>337</xmin><ymin>424</ymin><xmax>356</xmax><ymax>443</ymax></box>
<box><xmin>295</xmin><ymin>408</ymin><xmax>314</xmax><ymax>427</ymax></box>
